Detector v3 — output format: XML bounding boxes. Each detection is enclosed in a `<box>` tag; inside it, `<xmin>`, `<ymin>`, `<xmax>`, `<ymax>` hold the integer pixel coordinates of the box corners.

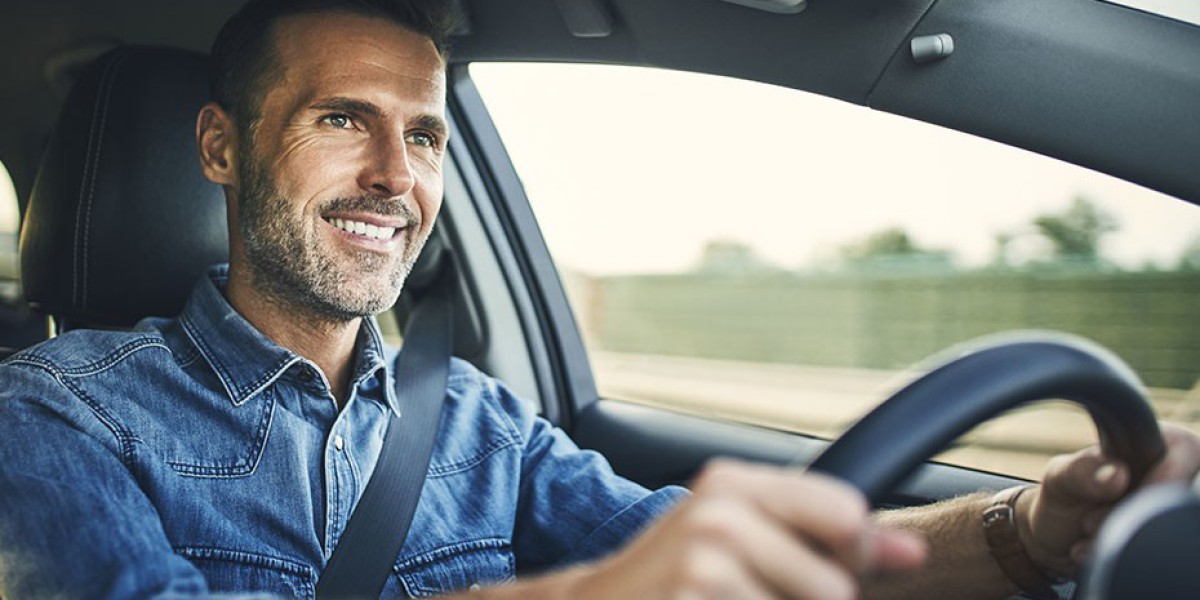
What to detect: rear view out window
<box><xmin>0</xmin><ymin>161</ymin><xmax>18</xmax><ymax>288</ymax></box>
<box><xmin>471</xmin><ymin>63</ymin><xmax>1200</xmax><ymax>479</ymax></box>
<box><xmin>0</xmin><ymin>162</ymin><xmax>49</xmax><ymax>350</ymax></box>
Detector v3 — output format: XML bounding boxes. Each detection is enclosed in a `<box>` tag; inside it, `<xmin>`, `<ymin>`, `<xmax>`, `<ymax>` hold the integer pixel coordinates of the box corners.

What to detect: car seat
<box><xmin>19</xmin><ymin>46</ymin><xmax>228</xmax><ymax>333</ymax></box>
<box><xmin>13</xmin><ymin>45</ymin><xmax>449</xmax><ymax>344</ymax></box>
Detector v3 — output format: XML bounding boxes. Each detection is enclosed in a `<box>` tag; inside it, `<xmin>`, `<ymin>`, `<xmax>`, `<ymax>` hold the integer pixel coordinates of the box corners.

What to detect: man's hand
<box><xmin>1023</xmin><ymin>422</ymin><xmax>1200</xmax><ymax>578</ymax></box>
<box><xmin>462</xmin><ymin>425</ymin><xmax>1200</xmax><ymax>600</ymax></box>
<box><xmin>569</xmin><ymin>459</ymin><xmax>926</xmax><ymax>600</ymax></box>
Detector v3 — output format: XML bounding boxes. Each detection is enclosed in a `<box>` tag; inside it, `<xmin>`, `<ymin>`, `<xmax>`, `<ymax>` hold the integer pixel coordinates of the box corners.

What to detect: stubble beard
<box><xmin>235</xmin><ymin>149</ymin><xmax>427</xmax><ymax>323</ymax></box>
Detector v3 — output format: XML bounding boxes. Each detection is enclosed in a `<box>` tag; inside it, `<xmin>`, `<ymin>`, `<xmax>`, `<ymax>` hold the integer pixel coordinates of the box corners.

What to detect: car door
<box><xmin>418</xmin><ymin>0</ymin><xmax>1200</xmax><ymax>510</ymax></box>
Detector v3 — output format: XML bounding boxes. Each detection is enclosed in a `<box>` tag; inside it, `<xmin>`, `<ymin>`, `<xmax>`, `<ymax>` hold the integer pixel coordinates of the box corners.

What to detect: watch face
<box><xmin>985</xmin><ymin>504</ymin><xmax>1015</xmax><ymax>526</ymax></box>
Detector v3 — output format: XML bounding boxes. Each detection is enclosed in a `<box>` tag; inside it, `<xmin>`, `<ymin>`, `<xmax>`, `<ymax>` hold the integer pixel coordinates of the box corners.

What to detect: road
<box><xmin>590</xmin><ymin>351</ymin><xmax>1200</xmax><ymax>479</ymax></box>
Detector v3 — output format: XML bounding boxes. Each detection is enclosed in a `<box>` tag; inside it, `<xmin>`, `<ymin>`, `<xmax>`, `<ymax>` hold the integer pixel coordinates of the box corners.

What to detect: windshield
<box><xmin>1105</xmin><ymin>0</ymin><xmax>1200</xmax><ymax>26</ymax></box>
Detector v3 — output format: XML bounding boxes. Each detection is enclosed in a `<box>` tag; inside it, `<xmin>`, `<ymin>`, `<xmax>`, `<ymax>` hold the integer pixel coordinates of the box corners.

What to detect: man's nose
<box><xmin>357</xmin><ymin>133</ymin><xmax>416</xmax><ymax>197</ymax></box>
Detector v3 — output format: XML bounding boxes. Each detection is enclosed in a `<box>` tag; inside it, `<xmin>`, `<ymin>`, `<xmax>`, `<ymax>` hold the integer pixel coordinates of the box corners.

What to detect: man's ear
<box><xmin>196</xmin><ymin>102</ymin><xmax>238</xmax><ymax>187</ymax></box>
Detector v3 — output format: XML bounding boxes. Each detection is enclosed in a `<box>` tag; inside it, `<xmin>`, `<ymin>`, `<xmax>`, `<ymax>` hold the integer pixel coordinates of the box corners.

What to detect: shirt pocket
<box><xmin>393</xmin><ymin>538</ymin><xmax>516</xmax><ymax>598</ymax></box>
<box><xmin>156</xmin><ymin>386</ymin><xmax>276</xmax><ymax>478</ymax></box>
<box><xmin>175</xmin><ymin>546</ymin><xmax>316</xmax><ymax>599</ymax></box>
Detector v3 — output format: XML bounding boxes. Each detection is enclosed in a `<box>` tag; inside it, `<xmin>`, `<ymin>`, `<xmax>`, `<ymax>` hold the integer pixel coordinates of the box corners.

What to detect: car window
<box><xmin>1106</xmin><ymin>0</ymin><xmax>1200</xmax><ymax>26</ymax></box>
<box><xmin>378</xmin><ymin>307</ymin><xmax>402</xmax><ymax>346</ymax></box>
<box><xmin>470</xmin><ymin>62</ymin><xmax>1200</xmax><ymax>479</ymax></box>
<box><xmin>0</xmin><ymin>161</ymin><xmax>18</xmax><ymax>297</ymax></box>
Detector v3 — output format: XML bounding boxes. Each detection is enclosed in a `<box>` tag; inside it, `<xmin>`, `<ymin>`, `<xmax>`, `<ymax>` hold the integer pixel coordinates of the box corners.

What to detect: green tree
<box><xmin>1032</xmin><ymin>196</ymin><xmax>1118</xmax><ymax>263</ymax></box>
<box><xmin>991</xmin><ymin>231</ymin><xmax>1014</xmax><ymax>268</ymax></box>
<box><xmin>695</xmin><ymin>239</ymin><xmax>778</xmax><ymax>274</ymax></box>
<box><xmin>840</xmin><ymin>228</ymin><xmax>921</xmax><ymax>262</ymax></box>
<box><xmin>1179</xmin><ymin>234</ymin><xmax>1200</xmax><ymax>271</ymax></box>
<box><xmin>839</xmin><ymin>227</ymin><xmax>950</xmax><ymax>261</ymax></box>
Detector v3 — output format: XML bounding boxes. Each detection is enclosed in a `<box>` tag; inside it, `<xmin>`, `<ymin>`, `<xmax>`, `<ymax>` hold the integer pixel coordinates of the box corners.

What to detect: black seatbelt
<box><xmin>315</xmin><ymin>264</ymin><xmax>455</xmax><ymax>599</ymax></box>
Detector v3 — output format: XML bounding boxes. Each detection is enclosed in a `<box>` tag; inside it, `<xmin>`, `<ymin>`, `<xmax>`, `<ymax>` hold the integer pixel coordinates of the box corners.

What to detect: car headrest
<box><xmin>20</xmin><ymin>46</ymin><xmax>228</xmax><ymax>329</ymax></box>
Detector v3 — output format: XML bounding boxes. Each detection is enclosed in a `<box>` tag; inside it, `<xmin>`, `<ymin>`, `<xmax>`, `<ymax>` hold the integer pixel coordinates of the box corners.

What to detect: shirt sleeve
<box><xmin>0</xmin><ymin>363</ymin><xmax>210</xmax><ymax>599</ymax></box>
<box><xmin>489</xmin><ymin>378</ymin><xmax>689</xmax><ymax>574</ymax></box>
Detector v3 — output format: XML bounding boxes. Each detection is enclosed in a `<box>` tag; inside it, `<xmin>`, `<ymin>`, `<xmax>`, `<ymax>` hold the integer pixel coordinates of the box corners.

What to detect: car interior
<box><xmin>2</xmin><ymin>0</ymin><xmax>1199</xmax><ymax>597</ymax></box>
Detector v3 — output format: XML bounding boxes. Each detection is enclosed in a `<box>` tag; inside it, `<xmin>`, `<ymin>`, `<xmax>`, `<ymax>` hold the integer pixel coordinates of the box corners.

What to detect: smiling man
<box><xmin>199</xmin><ymin>3</ymin><xmax>451</xmax><ymax>404</ymax></box>
<box><xmin>1</xmin><ymin>0</ymin><xmax>1199</xmax><ymax>599</ymax></box>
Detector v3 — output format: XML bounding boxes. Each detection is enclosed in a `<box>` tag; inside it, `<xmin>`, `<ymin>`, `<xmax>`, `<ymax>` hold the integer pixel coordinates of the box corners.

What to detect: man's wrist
<box><xmin>983</xmin><ymin>485</ymin><xmax>1062</xmax><ymax>600</ymax></box>
<box><xmin>1015</xmin><ymin>485</ymin><xmax>1076</xmax><ymax>580</ymax></box>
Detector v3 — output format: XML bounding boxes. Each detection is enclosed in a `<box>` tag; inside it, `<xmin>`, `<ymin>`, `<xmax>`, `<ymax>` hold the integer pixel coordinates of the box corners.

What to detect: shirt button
<box><xmin>334</xmin><ymin>435</ymin><xmax>344</xmax><ymax>451</ymax></box>
<box><xmin>468</xmin><ymin>583</ymin><xmax>482</xmax><ymax>592</ymax></box>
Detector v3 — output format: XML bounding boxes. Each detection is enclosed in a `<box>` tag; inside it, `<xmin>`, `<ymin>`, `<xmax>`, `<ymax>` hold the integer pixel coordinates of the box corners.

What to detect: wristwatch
<box><xmin>982</xmin><ymin>486</ymin><xmax>1061</xmax><ymax>600</ymax></box>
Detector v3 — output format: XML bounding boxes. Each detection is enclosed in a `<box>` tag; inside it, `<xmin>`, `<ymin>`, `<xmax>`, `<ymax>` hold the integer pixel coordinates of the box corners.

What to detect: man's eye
<box><xmin>322</xmin><ymin>114</ymin><xmax>354</xmax><ymax>129</ymax></box>
<box><xmin>406</xmin><ymin>131</ymin><xmax>437</xmax><ymax>148</ymax></box>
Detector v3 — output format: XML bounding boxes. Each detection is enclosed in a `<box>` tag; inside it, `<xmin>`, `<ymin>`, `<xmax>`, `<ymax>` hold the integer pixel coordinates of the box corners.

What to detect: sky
<box><xmin>471</xmin><ymin>63</ymin><xmax>1200</xmax><ymax>275</ymax></box>
<box><xmin>1111</xmin><ymin>0</ymin><xmax>1200</xmax><ymax>24</ymax></box>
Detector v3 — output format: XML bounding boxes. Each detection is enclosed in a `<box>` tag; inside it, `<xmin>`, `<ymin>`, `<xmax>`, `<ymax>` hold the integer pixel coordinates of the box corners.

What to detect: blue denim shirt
<box><xmin>0</xmin><ymin>266</ymin><xmax>686</xmax><ymax>599</ymax></box>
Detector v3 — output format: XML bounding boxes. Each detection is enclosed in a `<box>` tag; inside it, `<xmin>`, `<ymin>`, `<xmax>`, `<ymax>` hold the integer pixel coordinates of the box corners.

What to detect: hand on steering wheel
<box><xmin>1027</xmin><ymin>423</ymin><xmax>1200</xmax><ymax>578</ymax></box>
<box><xmin>807</xmin><ymin>331</ymin><xmax>1193</xmax><ymax>599</ymax></box>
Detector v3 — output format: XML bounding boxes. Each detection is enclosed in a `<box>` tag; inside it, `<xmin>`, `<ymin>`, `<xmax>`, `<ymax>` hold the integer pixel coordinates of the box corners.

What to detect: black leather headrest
<box><xmin>21</xmin><ymin>46</ymin><xmax>228</xmax><ymax>328</ymax></box>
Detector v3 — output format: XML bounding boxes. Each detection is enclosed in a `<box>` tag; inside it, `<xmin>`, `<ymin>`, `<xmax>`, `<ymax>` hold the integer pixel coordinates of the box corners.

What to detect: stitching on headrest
<box><xmin>74</xmin><ymin>47</ymin><xmax>135</xmax><ymax>310</ymax></box>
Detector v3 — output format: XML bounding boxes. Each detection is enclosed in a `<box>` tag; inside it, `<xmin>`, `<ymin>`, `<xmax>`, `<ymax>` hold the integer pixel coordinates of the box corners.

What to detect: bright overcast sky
<box><xmin>472</xmin><ymin>63</ymin><xmax>1200</xmax><ymax>275</ymax></box>
<box><xmin>1110</xmin><ymin>0</ymin><xmax>1200</xmax><ymax>25</ymax></box>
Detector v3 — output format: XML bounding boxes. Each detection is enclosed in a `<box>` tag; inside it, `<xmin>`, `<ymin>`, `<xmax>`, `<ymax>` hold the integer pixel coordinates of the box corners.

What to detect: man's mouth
<box><xmin>325</xmin><ymin>217</ymin><xmax>400</xmax><ymax>241</ymax></box>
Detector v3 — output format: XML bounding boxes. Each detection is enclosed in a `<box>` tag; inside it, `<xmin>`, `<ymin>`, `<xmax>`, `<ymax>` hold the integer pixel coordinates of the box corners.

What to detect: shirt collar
<box><xmin>350</xmin><ymin>312</ymin><xmax>399</xmax><ymax>415</ymax></box>
<box><xmin>179</xmin><ymin>264</ymin><xmax>396</xmax><ymax>412</ymax></box>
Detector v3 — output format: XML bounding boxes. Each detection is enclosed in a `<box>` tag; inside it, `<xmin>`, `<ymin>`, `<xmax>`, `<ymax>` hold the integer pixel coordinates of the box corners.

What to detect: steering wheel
<box><xmin>805</xmin><ymin>332</ymin><xmax>1173</xmax><ymax>599</ymax></box>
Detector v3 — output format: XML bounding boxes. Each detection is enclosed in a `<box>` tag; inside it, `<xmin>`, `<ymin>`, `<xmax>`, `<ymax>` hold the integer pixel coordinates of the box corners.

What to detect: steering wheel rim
<box><xmin>806</xmin><ymin>331</ymin><xmax>1165</xmax><ymax>506</ymax></box>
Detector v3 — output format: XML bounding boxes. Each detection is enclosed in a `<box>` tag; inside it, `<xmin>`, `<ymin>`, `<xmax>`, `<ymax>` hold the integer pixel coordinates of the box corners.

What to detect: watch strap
<box><xmin>983</xmin><ymin>485</ymin><xmax>1060</xmax><ymax>600</ymax></box>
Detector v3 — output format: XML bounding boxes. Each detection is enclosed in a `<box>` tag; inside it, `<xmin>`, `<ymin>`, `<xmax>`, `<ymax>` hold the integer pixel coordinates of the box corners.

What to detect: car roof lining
<box><xmin>451</xmin><ymin>0</ymin><xmax>937</xmax><ymax>103</ymax></box>
<box><xmin>870</xmin><ymin>0</ymin><xmax>1200</xmax><ymax>206</ymax></box>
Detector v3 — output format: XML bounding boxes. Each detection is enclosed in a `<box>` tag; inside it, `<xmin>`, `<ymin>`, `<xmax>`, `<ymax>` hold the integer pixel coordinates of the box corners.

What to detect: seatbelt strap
<box><xmin>315</xmin><ymin>264</ymin><xmax>455</xmax><ymax>599</ymax></box>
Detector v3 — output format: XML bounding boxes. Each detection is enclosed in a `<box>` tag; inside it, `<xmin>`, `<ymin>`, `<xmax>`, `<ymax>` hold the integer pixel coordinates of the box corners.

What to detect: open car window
<box><xmin>470</xmin><ymin>62</ymin><xmax>1200</xmax><ymax>480</ymax></box>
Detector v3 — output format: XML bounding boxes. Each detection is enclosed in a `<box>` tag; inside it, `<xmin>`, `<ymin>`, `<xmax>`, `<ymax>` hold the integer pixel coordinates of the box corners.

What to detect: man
<box><xmin>0</xmin><ymin>0</ymin><xmax>1197</xmax><ymax>598</ymax></box>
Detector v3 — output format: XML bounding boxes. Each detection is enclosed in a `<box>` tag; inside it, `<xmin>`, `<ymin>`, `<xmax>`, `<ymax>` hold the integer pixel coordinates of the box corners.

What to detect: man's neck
<box><xmin>224</xmin><ymin>271</ymin><xmax>360</xmax><ymax>408</ymax></box>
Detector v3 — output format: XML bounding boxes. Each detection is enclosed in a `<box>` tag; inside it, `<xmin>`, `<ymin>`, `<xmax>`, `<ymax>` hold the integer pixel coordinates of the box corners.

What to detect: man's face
<box><xmin>232</xmin><ymin>11</ymin><xmax>447</xmax><ymax>321</ymax></box>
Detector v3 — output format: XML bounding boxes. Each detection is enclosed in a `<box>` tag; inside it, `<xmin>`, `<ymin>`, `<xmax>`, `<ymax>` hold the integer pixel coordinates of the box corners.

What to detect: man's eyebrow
<box><xmin>308</xmin><ymin>97</ymin><xmax>383</xmax><ymax>118</ymax></box>
<box><xmin>412</xmin><ymin>114</ymin><xmax>450</xmax><ymax>137</ymax></box>
<box><xmin>308</xmin><ymin>97</ymin><xmax>448</xmax><ymax>136</ymax></box>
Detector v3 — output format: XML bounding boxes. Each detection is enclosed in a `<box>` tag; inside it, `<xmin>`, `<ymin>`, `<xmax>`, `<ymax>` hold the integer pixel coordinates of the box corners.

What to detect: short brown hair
<box><xmin>210</xmin><ymin>0</ymin><xmax>457</xmax><ymax>132</ymax></box>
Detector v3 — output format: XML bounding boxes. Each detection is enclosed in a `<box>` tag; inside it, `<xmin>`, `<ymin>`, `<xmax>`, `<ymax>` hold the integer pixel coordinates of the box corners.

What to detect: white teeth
<box><xmin>327</xmin><ymin>217</ymin><xmax>397</xmax><ymax>241</ymax></box>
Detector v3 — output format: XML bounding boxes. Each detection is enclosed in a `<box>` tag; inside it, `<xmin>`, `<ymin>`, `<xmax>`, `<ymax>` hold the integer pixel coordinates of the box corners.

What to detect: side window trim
<box><xmin>448</xmin><ymin>65</ymin><xmax>600</xmax><ymax>428</ymax></box>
